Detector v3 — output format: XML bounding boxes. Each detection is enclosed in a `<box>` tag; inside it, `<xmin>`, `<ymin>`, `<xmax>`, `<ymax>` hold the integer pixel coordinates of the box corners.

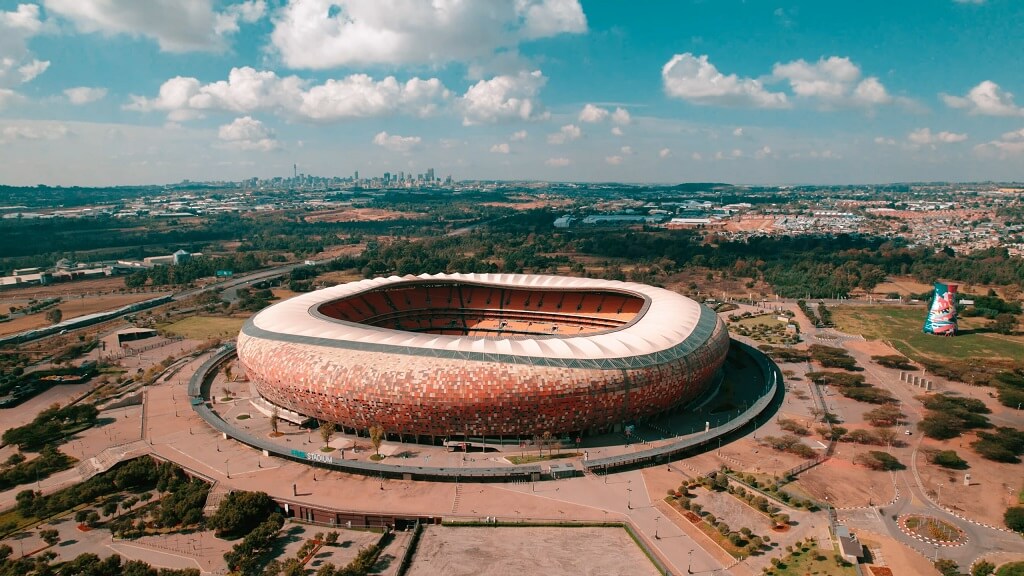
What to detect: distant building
<box><xmin>172</xmin><ymin>249</ymin><xmax>191</xmax><ymax>265</ymax></box>
<box><xmin>553</xmin><ymin>215</ymin><xmax>575</xmax><ymax>228</ymax></box>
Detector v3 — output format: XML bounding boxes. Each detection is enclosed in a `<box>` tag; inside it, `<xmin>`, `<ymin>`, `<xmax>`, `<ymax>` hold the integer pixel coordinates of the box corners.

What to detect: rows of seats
<box><xmin>320</xmin><ymin>285</ymin><xmax>645</xmax><ymax>331</ymax></box>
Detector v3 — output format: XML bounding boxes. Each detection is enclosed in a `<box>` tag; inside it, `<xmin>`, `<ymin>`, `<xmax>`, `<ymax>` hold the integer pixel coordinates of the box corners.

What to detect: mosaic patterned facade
<box><xmin>237</xmin><ymin>276</ymin><xmax>730</xmax><ymax>438</ymax></box>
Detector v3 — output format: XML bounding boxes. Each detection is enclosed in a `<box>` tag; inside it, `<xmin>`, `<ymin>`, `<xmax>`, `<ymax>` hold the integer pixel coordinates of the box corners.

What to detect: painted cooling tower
<box><xmin>923</xmin><ymin>282</ymin><xmax>958</xmax><ymax>335</ymax></box>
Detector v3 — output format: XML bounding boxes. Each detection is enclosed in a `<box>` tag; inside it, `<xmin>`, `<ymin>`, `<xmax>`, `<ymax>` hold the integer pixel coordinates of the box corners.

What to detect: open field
<box><xmin>159</xmin><ymin>316</ymin><xmax>247</xmax><ymax>340</ymax></box>
<box><xmin>0</xmin><ymin>291</ymin><xmax>171</xmax><ymax>336</ymax></box>
<box><xmin>831</xmin><ymin>305</ymin><xmax>1024</xmax><ymax>362</ymax></box>
<box><xmin>406</xmin><ymin>526</ymin><xmax>660</xmax><ymax>576</ymax></box>
<box><xmin>304</xmin><ymin>207</ymin><xmax>427</xmax><ymax>223</ymax></box>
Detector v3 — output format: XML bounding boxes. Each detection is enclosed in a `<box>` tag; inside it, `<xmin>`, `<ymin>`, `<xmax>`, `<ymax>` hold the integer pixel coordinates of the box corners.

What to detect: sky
<box><xmin>1</xmin><ymin>0</ymin><xmax>1023</xmax><ymax>186</ymax></box>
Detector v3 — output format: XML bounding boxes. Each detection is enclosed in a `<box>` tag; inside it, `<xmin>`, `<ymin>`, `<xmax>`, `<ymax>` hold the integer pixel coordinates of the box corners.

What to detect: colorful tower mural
<box><xmin>923</xmin><ymin>282</ymin><xmax>958</xmax><ymax>336</ymax></box>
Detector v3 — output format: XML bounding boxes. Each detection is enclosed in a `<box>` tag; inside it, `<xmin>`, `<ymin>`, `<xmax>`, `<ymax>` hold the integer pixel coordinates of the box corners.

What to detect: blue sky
<box><xmin>1</xmin><ymin>0</ymin><xmax>1023</xmax><ymax>186</ymax></box>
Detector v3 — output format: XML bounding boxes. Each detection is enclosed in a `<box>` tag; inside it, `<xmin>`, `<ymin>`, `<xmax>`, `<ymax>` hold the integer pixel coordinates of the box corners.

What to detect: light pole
<box><xmin>627</xmin><ymin>486</ymin><xmax>632</xmax><ymax>510</ymax></box>
<box><xmin>654</xmin><ymin>516</ymin><xmax>660</xmax><ymax>539</ymax></box>
<box><xmin>687</xmin><ymin>549</ymin><xmax>693</xmax><ymax>574</ymax></box>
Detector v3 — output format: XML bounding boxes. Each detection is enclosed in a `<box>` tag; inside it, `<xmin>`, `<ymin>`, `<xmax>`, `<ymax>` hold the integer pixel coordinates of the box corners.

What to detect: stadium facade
<box><xmin>237</xmin><ymin>273</ymin><xmax>729</xmax><ymax>442</ymax></box>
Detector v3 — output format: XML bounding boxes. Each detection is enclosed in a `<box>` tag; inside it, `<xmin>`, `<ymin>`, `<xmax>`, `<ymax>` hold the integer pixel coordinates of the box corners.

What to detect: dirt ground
<box><xmin>405</xmin><ymin>526</ymin><xmax>659</xmax><ymax>576</ymax></box>
<box><xmin>0</xmin><ymin>276</ymin><xmax>137</xmax><ymax>299</ymax></box>
<box><xmin>859</xmin><ymin>532</ymin><xmax>940</xmax><ymax>576</ymax></box>
<box><xmin>916</xmin><ymin>435</ymin><xmax>1019</xmax><ymax>528</ymax></box>
<box><xmin>792</xmin><ymin>458</ymin><xmax>896</xmax><ymax>508</ymax></box>
<box><xmin>304</xmin><ymin>208</ymin><xmax>426</xmax><ymax>223</ymax></box>
<box><xmin>481</xmin><ymin>195</ymin><xmax>573</xmax><ymax>210</ymax></box>
<box><xmin>722</xmin><ymin>216</ymin><xmax>776</xmax><ymax>233</ymax></box>
<box><xmin>0</xmin><ymin>291</ymin><xmax>171</xmax><ymax>336</ymax></box>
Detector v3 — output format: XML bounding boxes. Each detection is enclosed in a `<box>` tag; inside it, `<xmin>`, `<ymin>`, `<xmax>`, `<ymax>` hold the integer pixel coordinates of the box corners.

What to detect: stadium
<box><xmin>237</xmin><ymin>273</ymin><xmax>730</xmax><ymax>444</ymax></box>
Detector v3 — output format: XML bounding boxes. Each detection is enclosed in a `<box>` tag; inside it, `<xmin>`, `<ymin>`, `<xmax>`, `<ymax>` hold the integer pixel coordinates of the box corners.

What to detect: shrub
<box><xmin>854</xmin><ymin>451</ymin><xmax>905</xmax><ymax>471</ymax></box>
<box><xmin>931</xmin><ymin>450</ymin><xmax>969</xmax><ymax>470</ymax></box>
<box><xmin>1005</xmin><ymin>506</ymin><xmax>1024</xmax><ymax>532</ymax></box>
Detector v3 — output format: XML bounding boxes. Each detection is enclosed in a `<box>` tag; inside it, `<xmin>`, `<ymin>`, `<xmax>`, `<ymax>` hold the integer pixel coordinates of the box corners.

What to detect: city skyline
<box><xmin>1</xmin><ymin>0</ymin><xmax>1023</xmax><ymax>186</ymax></box>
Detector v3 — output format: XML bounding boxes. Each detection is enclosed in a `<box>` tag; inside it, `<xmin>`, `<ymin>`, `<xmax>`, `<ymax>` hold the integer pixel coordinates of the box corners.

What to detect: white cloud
<box><xmin>691</xmin><ymin>152</ymin><xmax>703</xmax><ymax>161</ymax></box>
<box><xmin>0</xmin><ymin>121</ymin><xmax>68</xmax><ymax>145</ymax></box>
<box><xmin>771</xmin><ymin>56</ymin><xmax>893</xmax><ymax>108</ymax></box>
<box><xmin>545</xmin><ymin>157</ymin><xmax>570</xmax><ymax>167</ymax></box>
<box><xmin>460</xmin><ymin>70</ymin><xmax>547</xmax><ymax>125</ymax></box>
<box><xmin>490</xmin><ymin>142</ymin><xmax>510</xmax><ymax>154</ymax></box>
<box><xmin>907</xmin><ymin>127</ymin><xmax>968</xmax><ymax>145</ymax></box>
<box><xmin>521</xmin><ymin>0</ymin><xmax>587</xmax><ymax>39</ymax></box>
<box><xmin>217</xmin><ymin>116</ymin><xmax>279</xmax><ymax>151</ymax></box>
<box><xmin>611</xmin><ymin>107</ymin><xmax>631</xmax><ymax>125</ymax></box>
<box><xmin>605</xmin><ymin>155</ymin><xmax>623</xmax><ymax>165</ymax></box>
<box><xmin>975</xmin><ymin>127</ymin><xmax>1024</xmax><ymax>157</ymax></box>
<box><xmin>659</xmin><ymin>148</ymin><xmax>671</xmax><ymax>159</ymax></box>
<box><xmin>17</xmin><ymin>59</ymin><xmax>48</xmax><ymax>83</ymax></box>
<box><xmin>0</xmin><ymin>4</ymin><xmax>48</xmax><ymax>91</ymax></box>
<box><xmin>0</xmin><ymin>4</ymin><xmax>44</xmax><ymax>34</ymax></box>
<box><xmin>372</xmin><ymin>131</ymin><xmax>421</xmax><ymax>153</ymax></box>
<box><xmin>754</xmin><ymin>145</ymin><xmax>773</xmax><ymax>159</ymax></box>
<box><xmin>620</xmin><ymin>146</ymin><xmax>633</xmax><ymax>155</ymax></box>
<box><xmin>547</xmin><ymin>124</ymin><xmax>581</xmax><ymax>144</ymax></box>
<box><xmin>64</xmin><ymin>86</ymin><xmax>108</xmax><ymax>105</ymax></box>
<box><xmin>662</xmin><ymin>53</ymin><xmax>789</xmax><ymax>109</ymax></box>
<box><xmin>44</xmin><ymin>0</ymin><xmax>263</xmax><ymax>52</ymax></box>
<box><xmin>578</xmin><ymin>103</ymin><xmax>608</xmax><ymax>123</ymax></box>
<box><xmin>270</xmin><ymin>0</ymin><xmax>586</xmax><ymax>69</ymax></box>
<box><xmin>610</xmin><ymin>126</ymin><xmax>623</xmax><ymax>136</ymax></box>
<box><xmin>732</xmin><ymin>127</ymin><xmax>744</xmax><ymax>137</ymax></box>
<box><xmin>874</xmin><ymin>136</ymin><xmax>897</xmax><ymax>146</ymax></box>
<box><xmin>214</xmin><ymin>0</ymin><xmax>265</xmax><ymax>35</ymax></box>
<box><xmin>0</xmin><ymin>88</ymin><xmax>19</xmax><ymax>109</ymax></box>
<box><xmin>953</xmin><ymin>0</ymin><xmax>985</xmax><ymax>4</ymax></box>
<box><xmin>126</xmin><ymin>67</ymin><xmax>451</xmax><ymax>123</ymax></box>
<box><xmin>942</xmin><ymin>81</ymin><xmax>1024</xmax><ymax>116</ymax></box>
<box><xmin>510</xmin><ymin>130</ymin><xmax>528</xmax><ymax>141</ymax></box>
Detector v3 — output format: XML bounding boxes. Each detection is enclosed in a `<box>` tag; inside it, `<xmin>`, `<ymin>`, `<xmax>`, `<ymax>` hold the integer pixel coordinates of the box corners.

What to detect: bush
<box><xmin>1004</xmin><ymin>506</ymin><xmax>1024</xmax><ymax>532</ymax></box>
<box><xmin>971</xmin><ymin>427</ymin><xmax>1024</xmax><ymax>463</ymax></box>
<box><xmin>931</xmin><ymin>450</ymin><xmax>969</xmax><ymax>469</ymax></box>
<box><xmin>872</xmin><ymin>354</ymin><xmax>915</xmax><ymax>370</ymax></box>
<box><xmin>854</xmin><ymin>451</ymin><xmax>905</xmax><ymax>471</ymax></box>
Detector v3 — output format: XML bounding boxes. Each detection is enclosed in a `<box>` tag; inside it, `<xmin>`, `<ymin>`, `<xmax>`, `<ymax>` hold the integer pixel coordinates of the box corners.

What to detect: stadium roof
<box><xmin>244</xmin><ymin>273</ymin><xmax>717</xmax><ymax>366</ymax></box>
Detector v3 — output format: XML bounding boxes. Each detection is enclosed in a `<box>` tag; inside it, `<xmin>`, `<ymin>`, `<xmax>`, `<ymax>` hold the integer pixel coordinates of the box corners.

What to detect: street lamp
<box><xmin>627</xmin><ymin>486</ymin><xmax>633</xmax><ymax>510</ymax></box>
<box><xmin>654</xmin><ymin>516</ymin><xmax>660</xmax><ymax>539</ymax></box>
<box><xmin>687</xmin><ymin>549</ymin><xmax>693</xmax><ymax>574</ymax></box>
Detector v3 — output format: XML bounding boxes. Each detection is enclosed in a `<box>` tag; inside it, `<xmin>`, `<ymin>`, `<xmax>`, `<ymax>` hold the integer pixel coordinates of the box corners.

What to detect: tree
<box><xmin>864</xmin><ymin>404</ymin><xmax>905</xmax><ymax>427</ymax></box>
<box><xmin>45</xmin><ymin>308</ymin><xmax>62</xmax><ymax>324</ymax></box>
<box><xmin>541</xmin><ymin>431</ymin><xmax>552</xmax><ymax>457</ymax></box>
<box><xmin>990</xmin><ymin>313</ymin><xmax>1017</xmax><ymax>335</ymax></box>
<box><xmin>1005</xmin><ymin>506</ymin><xmax>1024</xmax><ymax>532</ymax></box>
<box><xmin>919</xmin><ymin>412</ymin><xmax>966</xmax><ymax>440</ymax></box>
<box><xmin>223</xmin><ymin>364</ymin><xmax>233</xmax><ymax>382</ymax></box>
<box><xmin>369</xmin><ymin>424</ymin><xmax>384</xmax><ymax>458</ymax></box>
<box><xmin>207</xmin><ymin>491</ymin><xmax>279</xmax><ymax>537</ymax></box>
<box><xmin>39</xmin><ymin>528</ymin><xmax>60</xmax><ymax>546</ymax></box>
<box><xmin>269</xmin><ymin>408</ymin><xmax>279</xmax><ymax>435</ymax></box>
<box><xmin>320</xmin><ymin>421</ymin><xmax>336</xmax><ymax>448</ymax></box>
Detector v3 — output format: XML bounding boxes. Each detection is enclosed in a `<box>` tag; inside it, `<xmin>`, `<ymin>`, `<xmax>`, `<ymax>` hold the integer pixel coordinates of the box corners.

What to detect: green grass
<box><xmin>766</xmin><ymin>544</ymin><xmax>857</xmax><ymax>576</ymax></box>
<box><xmin>0</xmin><ymin>508</ymin><xmax>38</xmax><ymax>537</ymax></box>
<box><xmin>159</xmin><ymin>315</ymin><xmax>247</xmax><ymax>340</ymax></box>
<box><xmin>831</xmin><ymin>306</ymin><xmax>1024</xmax><ymax>362</ymax></box>
<box><xmin>506</xmin><ymin>452</ymin><xmax>581</xmax><ymax>465</ymax></box>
